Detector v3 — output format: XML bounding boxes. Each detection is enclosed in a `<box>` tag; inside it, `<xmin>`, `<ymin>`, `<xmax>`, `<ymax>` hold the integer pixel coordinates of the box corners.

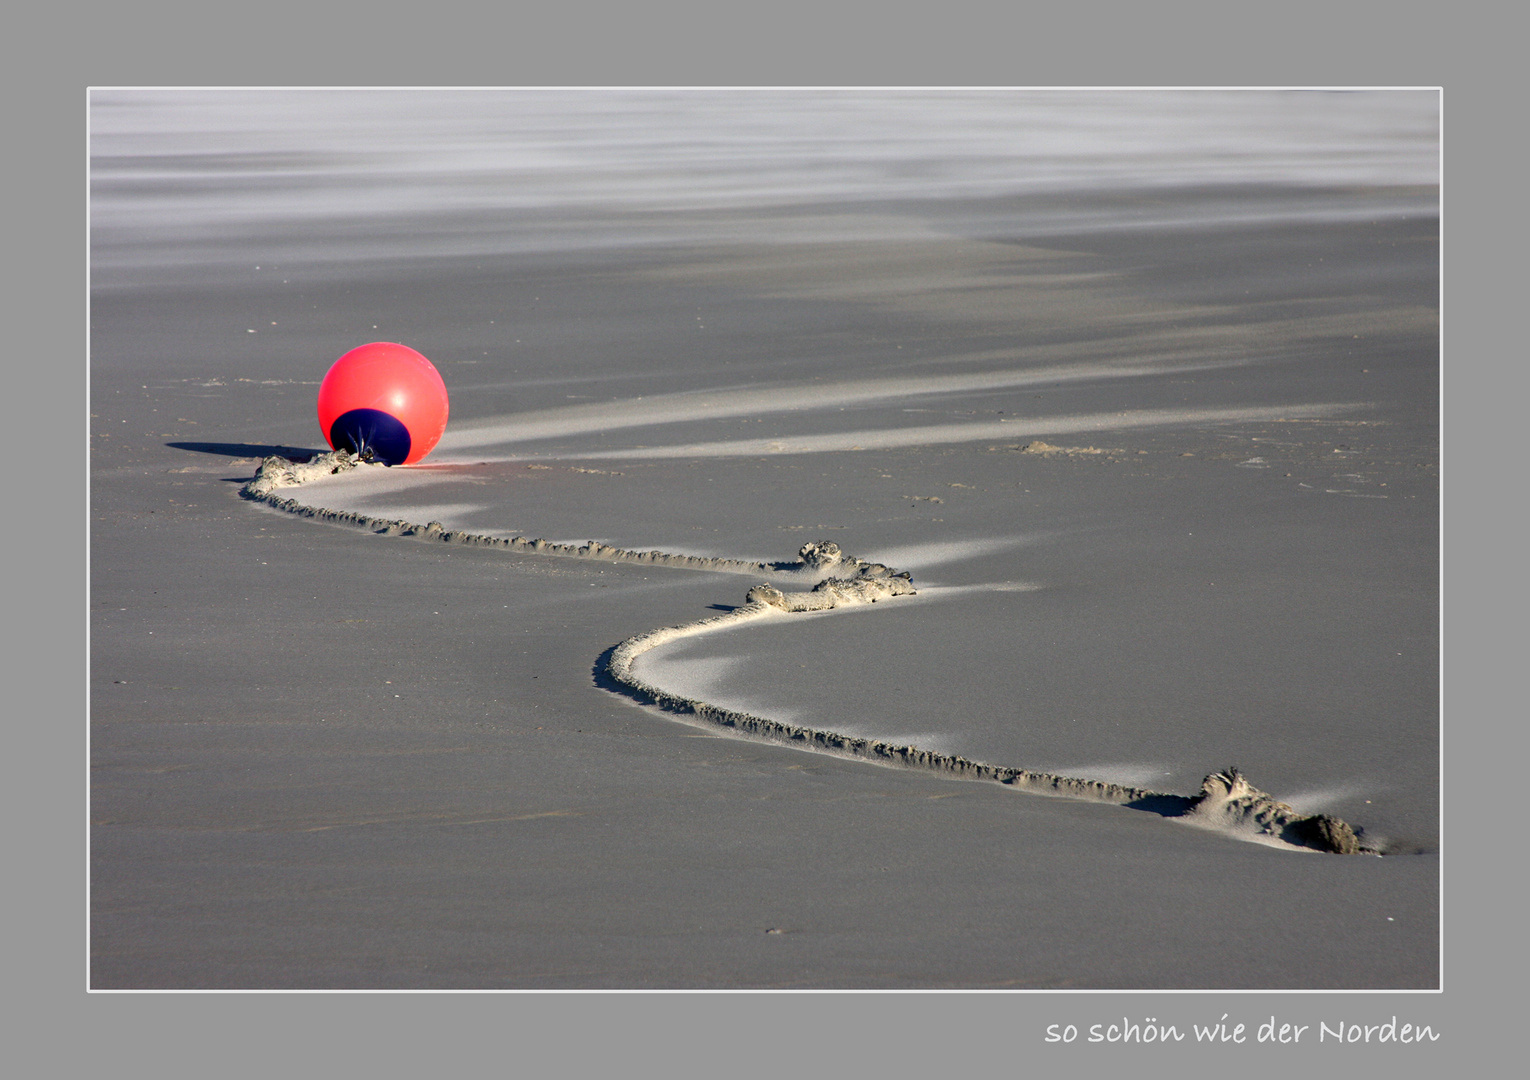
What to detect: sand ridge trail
<box><xmin>433</xmin><ymin>402</ymin><xmax>1356</xmax><ymax>464</ymax></box>
<box><xmin>433</xmin><ymin>357</ymin><xmax>1264</xmax><ymax>454</ymax></box>
<box><xmin>242</xmin><ymin>449</ymin><xmax>1375</xmax><ymax>856</ymax></box>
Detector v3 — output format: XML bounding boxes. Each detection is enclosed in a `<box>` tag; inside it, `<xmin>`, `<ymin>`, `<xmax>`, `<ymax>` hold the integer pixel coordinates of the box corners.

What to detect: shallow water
<box><xmin>91</xmin><ymin>87</ymin><xmax>1438</xmax><ymax>287</ymax></box>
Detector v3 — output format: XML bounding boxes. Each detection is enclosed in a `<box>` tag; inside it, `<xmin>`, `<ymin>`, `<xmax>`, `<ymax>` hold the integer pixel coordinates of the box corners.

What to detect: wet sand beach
<box><xmin>90</xmin><ymin>90</ymin><xmax>1439</xmax><ymax>988</ymax></box>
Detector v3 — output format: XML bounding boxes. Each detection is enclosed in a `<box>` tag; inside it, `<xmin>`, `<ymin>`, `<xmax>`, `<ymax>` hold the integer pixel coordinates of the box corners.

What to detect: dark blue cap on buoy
<box><xmin>328</xmin><ymin>408</ymin><xmax>413</xmax><ymax>466</ymax></box>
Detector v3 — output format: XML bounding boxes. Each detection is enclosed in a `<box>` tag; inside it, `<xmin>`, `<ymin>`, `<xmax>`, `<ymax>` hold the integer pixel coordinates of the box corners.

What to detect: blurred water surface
<box><xmin>91</xmin><ymin>88</ymin><xmax>1438</xmax><ymax>285</ymax></box>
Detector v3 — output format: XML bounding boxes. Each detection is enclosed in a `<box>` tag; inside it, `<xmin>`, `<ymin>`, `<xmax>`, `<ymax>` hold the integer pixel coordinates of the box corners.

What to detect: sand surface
<box><xmin>90</xmin><ymin>90</ymin><xmax>1439</xmax><ymax>988</ymax></box>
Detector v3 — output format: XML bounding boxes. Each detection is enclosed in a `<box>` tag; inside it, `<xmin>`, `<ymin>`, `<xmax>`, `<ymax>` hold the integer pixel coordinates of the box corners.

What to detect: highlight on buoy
<box><xmin>316</xmin><ymin>342</ymin><xmax>449</xmax><ymax>465</ymax></box>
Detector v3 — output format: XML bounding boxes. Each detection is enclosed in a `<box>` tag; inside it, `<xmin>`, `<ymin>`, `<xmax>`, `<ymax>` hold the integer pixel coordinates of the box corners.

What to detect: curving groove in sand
<box><xmin>243</xmin><ymin>450</ymin><xmax>1374</xmax><ymax>855</ymax></box>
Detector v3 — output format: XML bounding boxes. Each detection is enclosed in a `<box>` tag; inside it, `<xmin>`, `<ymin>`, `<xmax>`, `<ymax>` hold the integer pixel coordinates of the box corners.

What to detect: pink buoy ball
<box><xmin>316</xmin><ymin>342</ymin><xmax>449</xmax><ymax>466</ymax></box>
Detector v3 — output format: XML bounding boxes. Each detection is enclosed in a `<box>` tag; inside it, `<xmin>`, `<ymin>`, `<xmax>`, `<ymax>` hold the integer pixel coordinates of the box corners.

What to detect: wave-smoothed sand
<box><xmin>243</xmin><ymin>450</ymin><xmax>1374</xmax><ymax>855</ymax></box>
